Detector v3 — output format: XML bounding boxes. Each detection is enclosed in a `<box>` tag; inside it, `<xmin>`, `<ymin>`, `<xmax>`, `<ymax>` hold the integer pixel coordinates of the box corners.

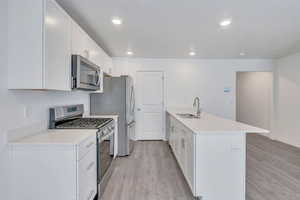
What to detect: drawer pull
<box><xmin>87</xmin><ymin>189</ymin><xmax>95</xmax><ymax>200</ymax></box>
<box><xmin>86</xmin><ymin>161</ymin><xmax>95</xmax><ymax>171</ymax></box>
<box><xmin>85</xmin><ymin>141</ymin><xmax>94</xmax><ymax>148</ymax></box>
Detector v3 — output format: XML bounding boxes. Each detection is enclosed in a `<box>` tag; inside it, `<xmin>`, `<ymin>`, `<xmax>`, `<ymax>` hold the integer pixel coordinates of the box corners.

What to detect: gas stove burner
<box><xmin>56</xmin><ymin>118</ymin><xmax>113</xmax><ymax>129</ymax></box>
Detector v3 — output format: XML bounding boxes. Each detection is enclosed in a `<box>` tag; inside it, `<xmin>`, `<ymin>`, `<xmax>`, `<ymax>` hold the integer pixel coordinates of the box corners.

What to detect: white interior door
<box><xmin>136</xmin><ymin>71</ymin><xmax>164</xmax><ymax>140</ymax></box>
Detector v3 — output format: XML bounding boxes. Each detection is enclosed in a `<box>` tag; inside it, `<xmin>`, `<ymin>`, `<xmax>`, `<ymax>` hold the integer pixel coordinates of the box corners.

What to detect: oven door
<box><xmin>97</xmin><ymin>130</ymin><xmax>114</xmax><ymax>197</ymax></box>
<box><xmin>72</xmin><ymin>55</ymin><xmax>100</xmax><ymax>91</ymax></box>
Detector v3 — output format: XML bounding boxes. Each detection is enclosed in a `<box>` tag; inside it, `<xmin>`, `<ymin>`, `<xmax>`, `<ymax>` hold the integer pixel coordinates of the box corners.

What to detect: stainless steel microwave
<box><xmin>71</xmin><ymin>55</ymin><xmax>101</xmax><ymax>91</ymax></box>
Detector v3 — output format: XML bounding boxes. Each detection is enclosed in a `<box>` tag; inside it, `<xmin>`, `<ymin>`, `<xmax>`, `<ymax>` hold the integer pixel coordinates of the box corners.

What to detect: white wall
<box><xmin>0</xmin><ymin>1</ymin><xmax>90</xmax><ymax>198</ymax></box>
<box><xmin>113</xmin><ymin>58</ymin><xmax>273</xmax><ymax>120</ymax></box>
<box><xmin>236</xmin><ymin>72</ymin><xmax>273</xmax><ymax>133</ymax></box>
<box><xmin>273</xmin><ymin>53</ymin><xmax>300</xmax><ymax>148</ymax></box>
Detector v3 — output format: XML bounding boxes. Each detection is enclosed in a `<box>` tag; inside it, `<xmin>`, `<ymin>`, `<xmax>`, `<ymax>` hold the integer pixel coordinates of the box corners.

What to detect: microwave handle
<box><xmin>96</xmin><ymin>69</ymin><xmax>100</xmax><ymax>86</ymax></box>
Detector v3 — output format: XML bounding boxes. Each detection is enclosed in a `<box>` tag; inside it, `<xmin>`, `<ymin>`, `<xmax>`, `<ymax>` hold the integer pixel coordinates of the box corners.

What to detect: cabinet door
<box><xmin>171</xmin><ymin>122</ymin><xmax>175</xmax><ymax>150</ymax></box>
<box><xmin>84</xmin><ymin>36</ymin><xmax>101</xmax><ymax>66</ymax></box>
<box><xmin>166</xmin><ymin>114</ymin><xmax>171</xmax><ymax>141</ymax></box>
<box><xmin>78</xmin><ymin>147</ymin><xmax>97</xmax><ymax>200</ymax></box>
<box><xmin>172</xmin><ymin>121</ymin><xmax>178</xmax><ymax>157</ymax></box>
<box><xmin>174</xmin><ymin>121</ymin><xmax>181</xmax><ymax>161</ymax></box>
<box><xmin>180</xmin><ymin>128</ymin><xmax>186</xmax><ymax>174</ymax></box>
<box><xmin>44</xmin><ymin>0</ymin><xmax>71</xmax><ymax>90</ymax></box>
<box><xmin>183</xmin><ymin>127</ymin><xmax>195</xmax><ymax>193</ymax></box>
<box><xmin>102</xmin><ymin>52</ymin><xmax>112</xmax><ymax>74</ymax></box>
<box><xmin>71</xmin><ymin>21</ymin><xmax>86</xmax><ymax>57</ymax></box>
<box><xmin>8</xmin><ymin>0</ymin><xmax>44</xmax><ymax>89</ymax></box>
<box><xmin>105</xmin><ymin>54</ymin><xmax>113</xmax><ymax>75</ymax></box>
<box><xmin>96</xmin><ymin>45</ymin><xmax>106</xmax><ymax>68</ymax></box>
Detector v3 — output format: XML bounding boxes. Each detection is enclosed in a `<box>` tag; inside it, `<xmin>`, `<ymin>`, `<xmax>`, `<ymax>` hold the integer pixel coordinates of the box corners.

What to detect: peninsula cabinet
<box><xmin>166</xmin><ymin>109</ymin><xmax>269</xmax><ymax>200</ymax></box>
<box><xmin>8</xmin><ymin>0</ymin><xmax>72</xmax><ymax>91</ymax></box>
<box><xmin>167</xmin><ymin>113</ymin><xmax>196</xmax><ymax>194</ymax></box>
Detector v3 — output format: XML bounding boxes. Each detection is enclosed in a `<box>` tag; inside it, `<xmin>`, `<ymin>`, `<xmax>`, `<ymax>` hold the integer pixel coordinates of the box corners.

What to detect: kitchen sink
<box><xmin>176</xmin><ymin>113</ymin><xmax>200</xmax><ymax>119</ymax></box>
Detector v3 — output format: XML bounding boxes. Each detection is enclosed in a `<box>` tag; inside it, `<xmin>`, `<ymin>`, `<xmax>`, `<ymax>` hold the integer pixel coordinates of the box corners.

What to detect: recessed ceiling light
<box><xmin>112</xmin><ymin>17</ymin><xmax>122</xmax><ymax>25</ymax></box>
<box><xmin>127</xmin><ymin>51</ymin><xmax>133</xmax><ymax>55</ymax></box>
<box><xmin>240</xmin><ymin>52</ymin><xmax>245</xmax><ymax>56</ymax></box>
<box><xmin>45</xmin><ymin>16</ymin><xmax>56</xmax><ymax>25</ymax></box>
<box><xmin>189</xmin><ymin>51</ymin><xmax>196</xmax><ymax>56</ymax></box>
<box><xmin>219</xmin><ymin>19</ymin><xmax>232</xmax><ymax>27</ymax></box>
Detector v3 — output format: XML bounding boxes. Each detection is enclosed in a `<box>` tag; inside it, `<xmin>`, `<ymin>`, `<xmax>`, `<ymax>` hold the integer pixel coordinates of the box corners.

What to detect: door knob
<box><xmin>137</xmin><ymin>108</ymin><xmax>141</xmax><ymax>111</ymax></box>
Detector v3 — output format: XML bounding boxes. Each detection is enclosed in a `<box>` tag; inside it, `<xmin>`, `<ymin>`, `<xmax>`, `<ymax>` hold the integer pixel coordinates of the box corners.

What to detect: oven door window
<box><xmin>99</xmin><ymin>135</ymin><xmax>114</xmax><ymax>180</ymax></box>
<box><xmin>80</xmin><ymin>61</ymin><xmax>98</xmax><ymax>86</ymax></box>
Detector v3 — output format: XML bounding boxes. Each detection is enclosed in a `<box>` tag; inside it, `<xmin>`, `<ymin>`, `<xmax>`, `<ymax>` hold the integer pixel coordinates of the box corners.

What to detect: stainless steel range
<box><xmin>49</xmin><ymin>104</ymin><xmax>115</xmax><ymax>199</ymax></box>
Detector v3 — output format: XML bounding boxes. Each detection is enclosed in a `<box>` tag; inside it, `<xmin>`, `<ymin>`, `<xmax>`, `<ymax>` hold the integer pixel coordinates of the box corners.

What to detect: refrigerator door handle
<box><xmin>130</xmin><ymin>86</ymin><xmax>135</xmax><ymax>114</ymax></box>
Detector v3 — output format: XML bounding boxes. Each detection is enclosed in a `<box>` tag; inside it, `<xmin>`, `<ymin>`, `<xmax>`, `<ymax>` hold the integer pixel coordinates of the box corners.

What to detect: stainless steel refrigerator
<box><xmin>90</xmin><ymin>76</ymin><xmax>135</xmax><ymax>156</ymax></box>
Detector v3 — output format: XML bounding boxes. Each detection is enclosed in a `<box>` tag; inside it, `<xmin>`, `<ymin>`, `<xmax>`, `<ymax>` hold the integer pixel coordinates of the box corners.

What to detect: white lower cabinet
<box><xmin>10</xmin><ymin>135</ymin><xmax>97</xmax><ymax>200</ymax></box>
<box><xmin>167</xmin><ymin>114</ymin><xmax>195</xmax><ymax>195</ymax></box>
<box><xmin>78</xmin><ymin>146</ymin><xmax>97</xmax><ymax>200</ymax></box>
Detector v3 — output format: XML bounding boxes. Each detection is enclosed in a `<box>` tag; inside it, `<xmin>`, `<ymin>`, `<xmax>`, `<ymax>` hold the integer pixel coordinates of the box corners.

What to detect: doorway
<box><xmin>135</xmin><ymin>71</ymin><xmax>165</xmax><ymax>140</ymax></box>
<box><xmin>236</xmin><ymin>72</ymin><xmax>273</xmax><ymax>136</ymax></box>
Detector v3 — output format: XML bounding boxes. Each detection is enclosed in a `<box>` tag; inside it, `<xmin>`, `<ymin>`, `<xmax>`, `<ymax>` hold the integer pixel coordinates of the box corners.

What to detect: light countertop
<box><xmin>10</xmin><ymin>129</ymin><xmax>97</xmax><ymax>145</ymax></box>
<box><xmin>167</xmin><ymin>108</ymin><xmax>269</xmax><ymax>134</ymax></box>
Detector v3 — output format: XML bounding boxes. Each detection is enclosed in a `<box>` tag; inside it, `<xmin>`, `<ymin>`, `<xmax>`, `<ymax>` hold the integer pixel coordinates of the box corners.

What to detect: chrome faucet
<box><xmin>193</xmin><ymin>97</ymin><xmax>201</xmax><ymax>118</ymax></box>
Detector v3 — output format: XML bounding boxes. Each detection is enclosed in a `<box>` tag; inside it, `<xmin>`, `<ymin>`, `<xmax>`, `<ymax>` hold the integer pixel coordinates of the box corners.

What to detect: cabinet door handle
<box><xmin>86</xmin><ymin>142</ymin><xmax>94</xmax><ymax>148</ymax></box>
<box><xmin>86</xmin><ymin>161</ymin><xmax>95</xmax><ymax>171</ymax></box>
<box><xmin>87</xmin><ymin>189</ymin><xmax>95</xmax><ymax>200</ymax></box>
<box><xmin>181</xmin><ymin>138</ymin><xmax>185</xmax><ymax>149</ymax></box>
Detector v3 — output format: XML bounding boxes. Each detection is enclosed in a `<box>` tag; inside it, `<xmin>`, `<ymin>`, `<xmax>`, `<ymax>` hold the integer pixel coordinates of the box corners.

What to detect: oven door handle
<box><xmin>127</xmin><ymin>121</ymin><xmax>136</xmax><ymax>127</ymax></box>
<box><xmin>99</xmin><ymin>131</ymin><xmax>114</xmax><ymax>142</ymax></box>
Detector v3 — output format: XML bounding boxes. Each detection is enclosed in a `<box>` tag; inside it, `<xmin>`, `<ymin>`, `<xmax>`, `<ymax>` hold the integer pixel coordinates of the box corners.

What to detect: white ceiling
<box><xmin>56</xmin><ymin>0</ymin><xmax>300</xmax><ymax>59</ymax></box>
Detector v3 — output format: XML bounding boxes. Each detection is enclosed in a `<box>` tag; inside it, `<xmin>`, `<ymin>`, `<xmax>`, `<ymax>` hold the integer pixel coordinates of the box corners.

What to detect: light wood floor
<box><xmin>102</xmin><ymin>134</ymin><xmax>300</xmax><ymax>200</ymax></box>
<box><xmin>246</xmin><ymin>133</ymin><xmax>300</xmax><ymax>200</ymax></box>
<box><xmin>102</xmin><ymin>141</ymin><xmax>195</xmax><ymax>200</ymax></box>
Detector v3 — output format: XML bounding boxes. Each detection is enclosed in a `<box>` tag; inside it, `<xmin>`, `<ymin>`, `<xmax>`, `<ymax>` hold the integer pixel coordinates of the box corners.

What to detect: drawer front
<box><xmin>78</xmin><ymin>135</ymin><xmax>96</xmax><ymax>160</ymax></box>
<box><xmin>78</xmin><ymin>146</ymin><xmax>97</xmax><ymax>200</ymax></box>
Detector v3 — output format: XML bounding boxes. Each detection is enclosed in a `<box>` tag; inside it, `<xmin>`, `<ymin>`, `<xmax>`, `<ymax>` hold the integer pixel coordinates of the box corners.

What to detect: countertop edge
<box><xmin>166</xmin><ymin>109</ymin><xmax>270</xmax><ymax>134</ymax></box>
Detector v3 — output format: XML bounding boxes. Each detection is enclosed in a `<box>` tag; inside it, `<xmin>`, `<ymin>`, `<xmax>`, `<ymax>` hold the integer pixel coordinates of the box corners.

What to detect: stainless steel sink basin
<box><xmin>176</xmin><ymin>113</ymin><xmax>199</xmax><ymax>119</ymax></box>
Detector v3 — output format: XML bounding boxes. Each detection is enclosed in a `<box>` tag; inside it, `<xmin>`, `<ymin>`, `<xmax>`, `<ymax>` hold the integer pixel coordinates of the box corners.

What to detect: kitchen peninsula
<box><xmin>166</xmin><ymin>108</ymin><xmax>269</xmax><ymax>200</ymax></box>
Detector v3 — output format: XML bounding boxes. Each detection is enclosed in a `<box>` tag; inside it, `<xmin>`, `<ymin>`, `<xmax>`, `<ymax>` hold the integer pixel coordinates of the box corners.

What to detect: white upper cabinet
<box><xmin>8</xmin><ymin>0</ymin><xmax>72</xmax><ymax>91</ymax></box>
<box><xmin>103</xmin><ymin>53</ymin><xmax>113</xmax><ymax>75</ymax></box>
<box><xmin>8</xmin><ymin>0</ymin><xmax>112</xmax><ymax>91</ymax></box>
<box><xmin>44</xmin><ymin>0</ymin><xmax>71</xmax><ymax>90</ymax></box>
<box><xmin>71</xmin><ymin>21</ymin><xmax>87</xmax><ymax>58</ymax></box>
<box><xmin>70</xmin><ymin>20</ymin><xmax>113</xmax><ymax>94</ymax></box>
<box><xmin>85</xmin><ymin>36</ymin><xmax>102</xmax><ymax>66</ymax></box>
